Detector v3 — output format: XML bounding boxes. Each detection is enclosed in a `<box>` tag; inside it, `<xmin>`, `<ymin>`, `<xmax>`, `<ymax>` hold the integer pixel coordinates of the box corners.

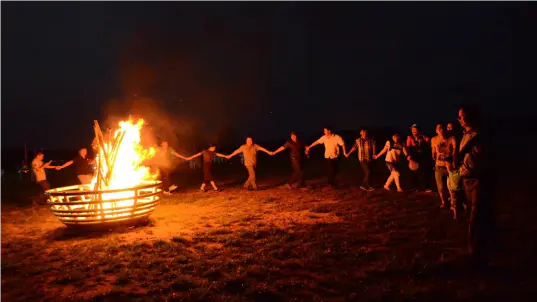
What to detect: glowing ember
<box><xmin>46</xmin><ymin>118</ymin><xmax>162</xmax><ymax>226</ymax></box>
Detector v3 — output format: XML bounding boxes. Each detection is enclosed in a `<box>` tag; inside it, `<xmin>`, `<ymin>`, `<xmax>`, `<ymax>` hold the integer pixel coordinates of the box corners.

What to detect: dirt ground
<box><xmin>2</xmin><ymin>172</ymin><xmax>537</xmax><ymax>301</ymax></box>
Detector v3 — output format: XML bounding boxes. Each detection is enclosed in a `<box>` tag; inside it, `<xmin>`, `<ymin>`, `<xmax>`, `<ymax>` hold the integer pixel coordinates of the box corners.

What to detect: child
<box><xmin>374</xmin><ymin>133</ymin><xmax>411</xmax><ymax>192</ymax></box>
<box><xmin>187</xmin><ymin>144</ymin><xmax>227</xmax><ymax>192</ymax></box>
<box><xmin>445</xmin><ymin>161</ymin><xmax>465</xmax><ymax>221</ymax></box>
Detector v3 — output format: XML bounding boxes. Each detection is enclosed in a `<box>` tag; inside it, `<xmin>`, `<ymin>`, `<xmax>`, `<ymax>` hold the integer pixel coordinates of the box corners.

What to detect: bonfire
<box><xmin>46</xmin><ymin>118</ymin><xmax>162</xmax><ymax>227</ymax></box>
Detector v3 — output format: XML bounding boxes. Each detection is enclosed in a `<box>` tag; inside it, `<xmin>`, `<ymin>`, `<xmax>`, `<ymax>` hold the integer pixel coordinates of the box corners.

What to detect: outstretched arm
<box><xmin>186</xmin><ymin>152</ymin><xmax>202</xmax><ymax>161</ymax></box>
<box><xmin>215</xmin><ymin>152</ymin><xmax>227</xmax><ymax>158</ymax></box>
<box><xmin>256</xmin><ymin>145</ymin><xmax>273</xmax><ymax>155</ymax></box>
<box><xmin>273</xmin><ymin>146</ymin><xmax>286</xmax><ymax>155</ymax></box>
<box><xmin>305</xmin><ymin>137</ymin><xmax>323</xmax><ymax>153</ymax></box>
<box><xmin>226</xmin><ymin>147</ymin><xmax>242</xmax><ymax>159</ymax></box>
<box><xmin>171</xmin><ymin>150</ymin><xmax>188</xmax><ymax>160</ymax></box>
<box><xmin>374</xmin><ymin>143</ymin><xmax>389</xmax><ymax>159</ymax></box>
<box><xmin>57</xmin><ymin>160</ymin><xmax>74</xmax><ymax>170</ymax></box>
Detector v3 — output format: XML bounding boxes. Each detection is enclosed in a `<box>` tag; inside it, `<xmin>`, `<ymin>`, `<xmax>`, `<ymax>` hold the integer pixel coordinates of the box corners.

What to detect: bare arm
<box><xmin>256</xmin><ymin>145</ymin><xmax>272</xmax><ymax>155</ymax></box>
<box><xmin>58</xmin><ymin>160</ymin><xmax>74</xmax><ymax>170</ymax></box>
<box><xmin>346</xmin><ymin>145</ymin><xmax>357</xmax><ymax>157</ymax></box>
<box><xmin>431</xmin><ymin>139</ymin><xmax>437</xmax><ymax>161</ymax></box>
<box><xmin>215</xmin><ymin>153</ymin><xmax>227</xmax><ymax>158</ymax></box>
<box><xmin>171</xmin><ymin>150</ymin><xmax>188</xmax><ymax>160</ymax></box>
<box><xmin>273</xmin><ymin>146</ymin><xmax>286</xmax><ymax>155</ymax></box>
<box><xmin>227</xmin><ymin>147</ymin><xmax>243</xmax><ymax>159</ymax></box>
<box><xmin>374</xmin><ymin>143</ymin><xmax>389</xmax><ymax>159</ymax></box>
<box><xmin>372</xmin><ymin>141</ymin><xmax>377</xmax><ymax>156</ymax></box>
<box><xmin>186</xmin><ymin>152</ymin><xmax>202</xmax><ymax>161</ymax></box>
<box><xmin>306</xmin><ymin>137</ymin><xmax>323</xmax><ymax>152</ymax></box>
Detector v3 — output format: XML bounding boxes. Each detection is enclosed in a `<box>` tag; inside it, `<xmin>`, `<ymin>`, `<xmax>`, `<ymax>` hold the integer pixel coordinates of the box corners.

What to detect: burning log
<box><xmin>46</xmin><ymin>119</ymin><xmax>162</xmax><ymax>227</ymax></box>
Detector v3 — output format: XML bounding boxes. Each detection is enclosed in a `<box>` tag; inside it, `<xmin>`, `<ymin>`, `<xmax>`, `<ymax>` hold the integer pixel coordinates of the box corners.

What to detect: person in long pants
<box><xmin>305</xmin><ymin>127</ymin><xmax>346</xmax><ymax>187</ymax></box>
<box><xmin>345</xmin><ymin>128</ymin><xmax>376</xmax><ymax>191</ymax></box>
<box><xmin>272</xmin><ymin>132</ymin><xmax>306</xmax><ymax>189</ymax></box>
<box><xmin>227</xmin><ymin>137</ymin><xmax>273</xmax><ymax>190</ymax></box>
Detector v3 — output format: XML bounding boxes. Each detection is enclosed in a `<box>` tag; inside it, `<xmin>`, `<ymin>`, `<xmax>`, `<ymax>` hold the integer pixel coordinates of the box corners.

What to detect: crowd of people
<box><xmin>31</xmin><ymin>105</ymin><xmax>487</xmax><ymax>266</ymax></box>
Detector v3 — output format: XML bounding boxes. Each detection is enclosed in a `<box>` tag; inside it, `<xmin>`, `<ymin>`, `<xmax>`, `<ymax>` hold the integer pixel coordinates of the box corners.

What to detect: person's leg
<box><xmin>288</xmin><ymin>159</ymin><xmax>300</xmax><ymax>185</ymax></box>
<box><xmin>435</xmin><ymin>167</ymin><xmax>449</xmax><ymax>207</ymax></box>
<box><xmin>464</xmin><ymin>178</ymin><xmax>486</xmax><ymax>265</ymax></box>
<box><xmin>245</xmin><ymin>165</ymin><xmax>257</xmax><ymax>189</ymax></box>
<box><xmin>326</xmin><ymin>159</ymin><xmax>334</xmax><ymax>185</ymax></box>
<box><xmin>210</xmin><ymin>181</ymin><xmax>219</xmax><ymax>191</ymax></box>
<box><xmin>297</xmin><ymin>161</ymin><xmax>305</xmax><ymax>187</ymax></box>
<box><xmin>360</xmin><ymin>161</ymin><xmax>371</xmax><ymax>188</ymax></box>
<box><xmin>393</xmin><ymin>170</ymin><xmax>402</xmax><ymax>191</ymax></box>
<box><xmin>159</xmin><ymin>168</ymin><xmax>170</xmax><ymax>191</ymax></box>
<box><xmin>200</xmin><ymin>182</ymin><xmax>207</xmax><ymax>191</ymax></box>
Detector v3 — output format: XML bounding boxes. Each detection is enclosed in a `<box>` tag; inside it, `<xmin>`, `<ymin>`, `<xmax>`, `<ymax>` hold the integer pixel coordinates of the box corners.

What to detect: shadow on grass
<box><xmin>45</xmin><ymin>218</ymin><xmax>154</xmax><ymax>241</ymax></box>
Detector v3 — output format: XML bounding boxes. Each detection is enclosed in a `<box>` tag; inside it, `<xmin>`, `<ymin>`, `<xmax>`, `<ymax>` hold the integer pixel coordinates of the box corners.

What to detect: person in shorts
<box><xmin>374</xmin><ymin>133</ymin><xmax>410</xmax><ymax>192</ymax></box>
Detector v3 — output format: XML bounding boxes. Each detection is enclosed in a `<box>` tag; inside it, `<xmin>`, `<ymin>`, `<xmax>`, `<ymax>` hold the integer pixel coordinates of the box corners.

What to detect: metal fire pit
<box><xmin>46</xmin><ymin>180</ymin><xmax>162</xmax><ymax>228</ymax></box>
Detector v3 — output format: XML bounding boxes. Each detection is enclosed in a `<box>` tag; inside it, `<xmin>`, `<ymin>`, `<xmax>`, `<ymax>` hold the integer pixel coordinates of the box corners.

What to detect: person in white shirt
<box><xmin>31</xmin><ymin>152</ymin><xmax>59</xmax><ymax>204</ymax></box>
<box><xmin>305</xmin><ymin>127</ymin><xmax>347</xmax><ymax>186</ymax></box>
<box><xmin>374</xmin><ymin>133</ymin><xmax>411</xmax><ymax>192</ymax></box>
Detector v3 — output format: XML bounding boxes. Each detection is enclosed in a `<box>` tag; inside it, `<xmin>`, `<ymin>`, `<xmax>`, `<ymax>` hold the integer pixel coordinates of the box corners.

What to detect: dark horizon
<box><xmin>3</xmin><ymin>1</ymin><xmax>537</xmax><ymax>149</ymax></box>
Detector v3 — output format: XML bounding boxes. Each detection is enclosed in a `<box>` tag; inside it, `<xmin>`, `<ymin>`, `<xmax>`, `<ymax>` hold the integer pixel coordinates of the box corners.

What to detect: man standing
<box><xmin>406</xmin><ymin>124</ymin><xmax>432</xmax><ymax>192</ymax></box>
<box><xmin>57</xmin><ymin>148</ymin><xmax>96</xmax><ymax>184</ymax></box>
<box><xmin>431</xmin><ymin>124</ymin><xmax>457</xmax><ymax>209</ymax></box>
<box><xmin>305</xmin><ymin>127</ymin><xmax>347</xmax><ymax>187</ymax></box>
<box><xmin>273</xmin><ymin>132</ymin><xmax>306</xmax><ymax>189</ymax></box>
<box><xmin>31</xmin><ymin>152</ymin><xmax>59</xmax><ymax>204</ymax></box>
<box><xmin>345</xmin><ymin>128</ymin><xmax>376</xmax><ymax>191</ymax></box>
<box><xmin>227</xmin><ymin>137</ymin><xmax>273</xmax><ymax>190</ymax></box>
<box><xmin>457</xmin><ymin>105</ymin><xmax>489</xmax><ymax>267</ymax></box>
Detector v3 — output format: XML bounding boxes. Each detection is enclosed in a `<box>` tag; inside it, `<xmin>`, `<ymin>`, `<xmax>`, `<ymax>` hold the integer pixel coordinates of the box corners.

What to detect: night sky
<box><xmin>2</xmin><ymin>2</ymin><xmax>536</xmax><ymax>149</ymax></box>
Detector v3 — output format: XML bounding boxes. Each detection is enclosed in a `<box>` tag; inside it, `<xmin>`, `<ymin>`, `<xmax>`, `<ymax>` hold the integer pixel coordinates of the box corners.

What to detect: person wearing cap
<box><xmin>345</xmin><ymin>128</ymin><xmax>376</xmax><ymax>191</ymax></box>
<box><xmin>305</xmin><ymin>126</ymin><xmax>347</xmax><ymax>187</ymax></box>
<box><xmin>272</xmin><ymin>131</ymin><xmax>306</xmax><ymax>189</ymax></box>
<box><xmin>406</xmin><ymin>124</ymin><xmax>432</xmax><ymax>192</ymax></box>
<box><xmin>186</xmin><ymin>144</ymin><xmax>228</xmax><ymax>192</ymax></box>
<box><xmin>226</xmin><ymin>137</ymin><xmax>273</xmax><ymax>190</ymax></box>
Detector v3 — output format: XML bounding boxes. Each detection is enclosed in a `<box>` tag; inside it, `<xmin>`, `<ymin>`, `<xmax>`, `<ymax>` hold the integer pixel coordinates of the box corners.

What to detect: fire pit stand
<box><xmin>46</xmin><ymin>180</ymin><xmax>162</xmax><ymax>228</ymax></box>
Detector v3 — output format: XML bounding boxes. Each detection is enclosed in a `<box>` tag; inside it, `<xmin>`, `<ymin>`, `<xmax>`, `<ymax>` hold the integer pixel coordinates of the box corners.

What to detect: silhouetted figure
<box><xmin>273</xmin><ymin>132</ymin><xmax>306</xmax><ymax>189</ymax></box>
<box><xmin>157</xmin><ymin>141</ymin><xmax>188</xmax><ymax>195</ymax></box>
<box><xmin>406</xmin><ymin>124</ymin><xmax>432</xmax><ymax>192</ymax></box>
<box><xmin>186</xmin><ymin>144</ymin><xmax>227</xmax><ymax>192</ymax></box>
<box><xmin>57</xmin><ymin>148</ymin><xmax>95</xmax><ymax>184</ymax></box>
<box><xmin>456</xmin><ymin>104</ymin><xmax>489</xmax><ymax>267</ymax></box>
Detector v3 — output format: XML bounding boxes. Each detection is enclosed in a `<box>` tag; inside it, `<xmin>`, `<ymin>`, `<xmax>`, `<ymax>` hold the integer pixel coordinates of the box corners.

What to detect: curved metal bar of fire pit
<box><xmin>46</xmin><ymin>180</ymin><xmax>162</xmax><ymax>227</ymax></box>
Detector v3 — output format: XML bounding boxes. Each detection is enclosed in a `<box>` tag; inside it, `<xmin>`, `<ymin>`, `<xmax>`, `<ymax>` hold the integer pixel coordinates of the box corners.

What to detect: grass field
<box><xmin>2</xmin><ymin>159</ymin><xmax>537</xmax><ymax>301</ymax></box>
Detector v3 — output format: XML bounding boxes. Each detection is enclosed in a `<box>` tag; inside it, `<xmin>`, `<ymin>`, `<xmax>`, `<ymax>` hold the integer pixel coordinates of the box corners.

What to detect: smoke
<box><xmin>100</xmin><ymin>97</ymin><xmax>201</xmax><ymax>170</ymax></box>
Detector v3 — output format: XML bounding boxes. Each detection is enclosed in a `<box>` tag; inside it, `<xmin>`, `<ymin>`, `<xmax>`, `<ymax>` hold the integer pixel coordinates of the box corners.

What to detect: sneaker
<box><xmin>163</xmin><ymin>191</ymin><xmax>172</xmax><ymax>196</ymax></box>
<box><xmin>169</xmin><ymin>184</ymin><xmax>178</xmax><ymax>191</ymax></box>
<box><xmin>213</xmin><ymin>188</ymin><xmax>222</xmax><ymax>192</ymax></box>
<box><xmin>383</xmin><ymin>186</ymin><xmax>390</xmax><ymax>191</ymax></box>
<box><xmin>199</xmin><ymin>188</ymin><xmax>206</xmax><ymax>192</ymax></box>
<box><xmin>424</xmin><ymin>189</ymin><xmax>433</xmax><ymax>193</ymax></box>
<box><xmin>397</xmin><ymin>189</ymin><xmax>404</xmax><ymax>192</ymax></box>
<box><xmin>360</xmin><ymin>186</ymin><xmax>367</xmax><ymax>191</ymax></box>
<box><xmin>285</xmin><ymin>184</ymin><xmax>292</xmax><ymax>190</ymax></box>
<box><xmin>367</xmin><ymin>187</ymin><xmax>375</xmax><ymax>192</ymax></box>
